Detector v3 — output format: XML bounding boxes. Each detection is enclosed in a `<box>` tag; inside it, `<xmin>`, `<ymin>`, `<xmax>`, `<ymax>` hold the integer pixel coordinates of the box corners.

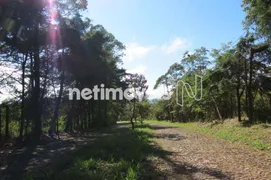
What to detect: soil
<box><xmin>147</xmin><ymin>123</ymin><xmax>271</xmax><ymax>180</ymax></box>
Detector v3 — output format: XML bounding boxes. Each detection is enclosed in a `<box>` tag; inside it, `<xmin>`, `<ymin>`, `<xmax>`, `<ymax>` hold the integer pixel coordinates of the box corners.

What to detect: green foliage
<box><xmin>242</xmin><ymin>0</ymin><xmax>271</xmax><ymax>38</ymax></box>
<box><xmin>154</xmin><ymin>62</ymin><xmax>184</xmax><ymax>90</ymax></box>
<box><xmin>0</xmin><ymin>0</ymin><xmax>130</xmax><ymax>140</ymax></box>
<box><xmin>149</xmin><ymin>99</ymin><xmax>171</xmax><ymax>120</ymax></box>
<box><xmin>151</xmin><ymin>37</ymin><xmax>271</xmax><ymax>123</ymax></box>
<box><xmin>146</xmin><ymin>120</ymin><xmax>197</xmax><ymax>129</ymax></box>
<box><xmin>137</xmin><ymin>100</ymin><xmax>151</xmax><ymax>120</ymax></box>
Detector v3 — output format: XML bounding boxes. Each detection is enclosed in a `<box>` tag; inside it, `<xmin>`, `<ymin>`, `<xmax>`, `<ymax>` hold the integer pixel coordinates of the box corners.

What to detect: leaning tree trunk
<box><xmin>211</xmin><ymin>97</ymin><xmax>222</xmax><ymax>122</ymax></box>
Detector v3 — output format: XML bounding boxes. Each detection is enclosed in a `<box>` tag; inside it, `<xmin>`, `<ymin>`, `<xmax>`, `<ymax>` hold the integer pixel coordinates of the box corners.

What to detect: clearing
<box><xmin>1</xmin><ymin>122</ymin><xmax>271</xmax><ymax>180</ymax></box>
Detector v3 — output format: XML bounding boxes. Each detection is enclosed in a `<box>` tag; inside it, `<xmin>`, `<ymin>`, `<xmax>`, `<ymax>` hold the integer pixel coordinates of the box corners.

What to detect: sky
<box><xmin>84</xmin><ymin>0</ymin><xmax>246</xmax><ymax>99</ymax></box>
<box><xmin>0</xmin><ymin>0</ymin><xmax>246</xmax><ymax>102</ymax></box>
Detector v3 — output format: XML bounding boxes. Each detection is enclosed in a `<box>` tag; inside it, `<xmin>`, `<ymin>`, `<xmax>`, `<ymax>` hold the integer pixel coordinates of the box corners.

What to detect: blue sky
<box><xmin>85</xmin><ymin>0</ymin><xmax>245</xmax><ymax>98</ymax></box>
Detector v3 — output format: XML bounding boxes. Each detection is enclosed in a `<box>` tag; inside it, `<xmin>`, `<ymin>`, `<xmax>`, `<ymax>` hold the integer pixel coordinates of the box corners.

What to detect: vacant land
<box><xmin>2</xmin><ymin>121</ymin><xmax>271</xmax><ymax>180</ymax></box>
<box><xmin>146</xmin><ymin>120</ymin><xmax>271</xmax><ymax>151</ymax></box>
<box><xmin>146</xmin><ymin>121</ymin><xmax>271</xmax><ymax>179</ymax></box>
<box><xmin>2</xmin><ymin>123</ymin><xmax>165</xmax><ymax>180</ymax></box>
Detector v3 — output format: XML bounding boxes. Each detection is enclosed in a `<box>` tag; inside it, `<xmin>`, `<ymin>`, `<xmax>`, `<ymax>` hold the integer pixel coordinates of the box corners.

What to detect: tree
<box><xmin>0</xmin><ymin>0</ymin><xmax>127</xmax><ymax>143</ymax></box>
<box><xmin>125</xmin><ymin>73</ymin><xmax>148</xmax><ymax>129</ymax></box>
<box><xmin>137</xmin><ymin>100</ymin><xmax>151</xmax><ymax>124</ymax></box>
<box><xmin>242</xmin><ymin>0</ymin><xmax>271</xmax><ymax>39</ymax></box>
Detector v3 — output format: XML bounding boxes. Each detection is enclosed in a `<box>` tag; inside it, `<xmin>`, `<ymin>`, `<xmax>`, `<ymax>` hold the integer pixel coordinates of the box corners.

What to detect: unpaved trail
<box><xmin>148</xmin><ymin>123</ymin><xmax>271</xmax><ymax>180</ymax></box>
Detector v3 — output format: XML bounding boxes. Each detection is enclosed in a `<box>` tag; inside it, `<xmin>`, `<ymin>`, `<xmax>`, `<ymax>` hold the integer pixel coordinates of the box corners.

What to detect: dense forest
<box><xmin>0</xmin><ymin>0</ymin><xmax>144</xmax><ymax>142</ymax></box>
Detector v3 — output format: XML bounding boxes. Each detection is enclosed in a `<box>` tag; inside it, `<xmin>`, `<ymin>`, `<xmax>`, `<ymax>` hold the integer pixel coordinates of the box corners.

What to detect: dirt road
<box><xmin>148</xmin><ymin>123</ymin><xmax>271</xmax><ymax>180</ymax></box>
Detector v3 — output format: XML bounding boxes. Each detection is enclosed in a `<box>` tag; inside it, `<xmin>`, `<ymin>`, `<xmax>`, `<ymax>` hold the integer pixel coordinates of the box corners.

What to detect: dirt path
<box><xmin>148</xmin><ymin>123</ymin><xmax>271</xmax><ymax>180</ymax></box>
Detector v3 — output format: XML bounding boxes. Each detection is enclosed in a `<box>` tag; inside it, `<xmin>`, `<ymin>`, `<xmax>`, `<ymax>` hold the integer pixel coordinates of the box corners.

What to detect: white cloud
<box><xmin>162</xmin><ymin>37</ymin><xmax>190</xmax><ymax>54</ymax></box>
<box><xmin>147</xmin><ymin>88</ymin><xmax>165</xmax><ymax>99</ymax></box>
<box><xmin>127</xmin><ymin>64</ymin><xmax>147</xmax><ymax>74</ymax></box>
<box><xmin>124</xmin><ymin>43</ymin><xmax>155</xmax><ymax>62</ymax></box>
<box><xmin>122</xmin><ymin>37</ymin><xmax>191</xmax><ymax>100</ymax></box>
<box><xmin>147</xmin><ymin>80</ymin><xmax>172</xmax><ymax>99</ymax></box>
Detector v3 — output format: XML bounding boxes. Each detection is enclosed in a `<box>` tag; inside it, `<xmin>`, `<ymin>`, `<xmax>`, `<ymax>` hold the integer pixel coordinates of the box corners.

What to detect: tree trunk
<box><xmin>91</xmin><ymin>99</ymin><xmax>95</xmax><ymax>127</ymax></box>
<box><xmin>5</xmin><ymin>105</ymin><xmax>9</xmax><ymax>137</ymax></box>
<box><xmin>65</xmin><ymin>99</ymin><xmax>75</xmax><ymax>133</ymax></box>
<box><xmin>130</xmin><ymin>98</ymin><xmax>136</xmax><ymax>130</ymax></box>
<box><xmin>88</xmin><ymin>100</ymin><xmax>91</xmax><ymax>129</ymax></box>
<box><xmin>236</xmin><ymin>56</ymin><xmax>243</xmax><ymax>122</ymax></box>
<box><xmin>49</xmin><ymin>70</ymin><xmax>65</xmax><ymax>137</ymax></box>
<box><xmin>248</xmin><ymin>48</ymin><xmax>254</xmax><ymax>122</ymax></box>
<box><xmin>269</xmin><ymin>96</ymin><xmax>271</xmax><ymax>124</ymax></box>
<box><xmin>32</xmin><ymin>24</ymin><xmax>41</xmax><ymax>141</ymax></box>
<box><xmin>97</xmin><ymin>98</ymin><xmax>101</xmax><ymax>126</ymax></box>
<box><xmin>168</xmin><ymin>105</ymin><xmax>173</xmax><ymax>122</ymax></box>
<box><xmin>25</xmin><ymin>53</ymin><xmax>34</xmax><ymax>137</ymax></box>
<box><xmin>236</xmin><ymin>87</ymin><xmax>242</xmax><ymax>122</ymax></box>
<box><xmin>19</xmin><ymin>53</ymin><xmax>27</xmax><ymax>140</ymax></box>
<box><xmin>212</xmin><ymin>98</ymin><xmax>222</xmax><ymax>122</ymax></box>
<box><xmin>230</xmin><ymin>93</ymin><xmax>234</xmax><ymax>118</ymax></box>
<box><xmin>40</xmin><ymin>53</ymin><xmax>49</xmax><ymax>118</ymax></box>
<box><xmin>104</xmin><ymin>100</ymin><xmax>108</xmax><ymax>126</ymax></box>
<box><xmin>65</xmin><ymin>113</ymin><xmax>72</xmax><ymax>132</ymax></box>
<box><xmin>33</xmin><ymin>51</ymin><xmax>41</xmax><ymax>139</ymax></box>
<box><xmin>244</xmin><ymin>54</ymin><xmax>248</xmax><ymax>117</ymax></box>
<box><xmin>0</xmin><ymin>105</ymin><xmax>2</xmax><ymax>139</ymax></box>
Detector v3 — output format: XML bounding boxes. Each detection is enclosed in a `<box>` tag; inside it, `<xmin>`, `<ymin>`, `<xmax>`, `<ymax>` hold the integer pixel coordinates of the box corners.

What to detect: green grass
<box><xmin>145</xmin><ymin>119</ymin><xmax>271</xmax><ymax>152</ymax></box>
<box><xmin>25</xmin><ymin>123</ymin><xmax>165</xmax><ymax>180</ymax></box>
<box><xmin>146</xmin><ymin>120</ymin><xmax>197</xmax><ymax>129</ymax></box>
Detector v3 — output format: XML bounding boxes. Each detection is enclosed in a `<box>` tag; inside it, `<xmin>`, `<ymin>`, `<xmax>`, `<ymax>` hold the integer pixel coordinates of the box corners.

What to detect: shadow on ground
<box><xmin>154</xmin><ymin>133</ymin><xmax>187</xmax><ymax>141</ymax></box>
<box><xmin>2</xmin><ymin>122</ymin><xmax>231</xmax><ymax>180</ymax></box>
<box><xmin>0</xmin><ymin>125</ymin><xmax>118</xmax><ymax>180</ymax></box>
<box><xmin>147</xmin><ymin>125</ymin><xmax>177</xmax><ymax>130</ymax></box>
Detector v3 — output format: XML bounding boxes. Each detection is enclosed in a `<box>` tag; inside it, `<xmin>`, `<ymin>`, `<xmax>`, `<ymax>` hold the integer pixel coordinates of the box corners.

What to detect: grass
<box><xmin>24</xmin><ymin>123</ymin><xmax>165</xmax><ymax>180</ymax></box>
<box><xmin>146</xmin><ymin>120</ymin><xmax>197</xmax><ymax>129</ymax></box>
<box><xmin>145</xmin><ymin>119</ymin><xmax>271</xmax><ymax>152</ymax></box>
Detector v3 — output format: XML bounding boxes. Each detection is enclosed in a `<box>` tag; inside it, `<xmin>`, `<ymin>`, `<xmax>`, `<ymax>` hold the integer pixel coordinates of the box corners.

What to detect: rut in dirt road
<box><xmin>148</xmin><ymin>124</ymin><xmax>271</xmax><ymax>180</ymax></box>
